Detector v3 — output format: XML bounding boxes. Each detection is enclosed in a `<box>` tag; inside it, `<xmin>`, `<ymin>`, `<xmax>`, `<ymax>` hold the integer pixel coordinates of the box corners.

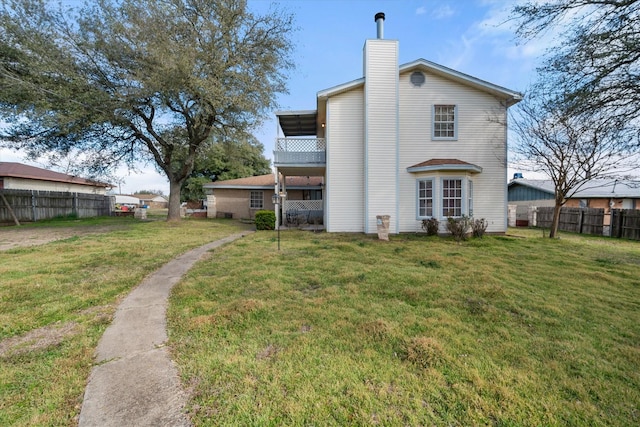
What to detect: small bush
<box><xmin>421</xmin><ymin>218</ymin><xmax>439</xmax><ymax>235</ymax></box>
<box><xmin>446</xmin><ymin>216</ymin><xmax>471</xmax><ymax>242</ymax></box>
<box><xmin>255</xmin><ymin>210</ymin><xmax>275</xmax><ymax>230</ymax></box>
<box><xmin>472</xmin><ymin>218</ymin><xmax>488</xmax><ymax>238</ymax></box>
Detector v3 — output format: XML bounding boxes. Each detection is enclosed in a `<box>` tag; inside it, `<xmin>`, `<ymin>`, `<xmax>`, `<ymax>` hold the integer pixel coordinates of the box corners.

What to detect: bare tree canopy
<box><xmin>511</xmin><ymin>0</ymin><xmax>640</xmax><ymax>143</ymax></box>
<box><xmin>0</xmin><ymin>0</ymin><xmax>295</xmax><ymax>220</ymax></box>
<box><xmin>511</xmin><ymin>87</ymin><xmax>637</xmax><ymax>237</ymax></box>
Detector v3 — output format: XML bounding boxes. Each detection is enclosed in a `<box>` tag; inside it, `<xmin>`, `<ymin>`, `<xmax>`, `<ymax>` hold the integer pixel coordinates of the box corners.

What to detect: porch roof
<box><xmin>407</xmin><ymin>159</ymin><xmax>483</xmax><ymax>174</ymax></box>
<box><xmin>275</xmin><ymin>110</ymin><xmax>318</xmax><ymax>137</ymax></box>
<box><xmin>203</xmin><ymin>173</ymin><xmax>323</xmax><ymax>190</ymax></box>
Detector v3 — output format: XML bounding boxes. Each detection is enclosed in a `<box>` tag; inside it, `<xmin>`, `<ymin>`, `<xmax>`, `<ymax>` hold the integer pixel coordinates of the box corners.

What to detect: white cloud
<box><xmin>431</xmin><ymin>4</ymin><xmax>455</xmax><ymax>20</ymax></box>
<box><xmin>415</xmin><ymin>6</ymin><xmax>427</xmax><ymax>15</ymax></box>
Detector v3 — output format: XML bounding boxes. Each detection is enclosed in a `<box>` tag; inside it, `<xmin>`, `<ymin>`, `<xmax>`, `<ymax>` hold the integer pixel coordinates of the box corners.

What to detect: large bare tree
<box><xmin>511</xmin><ymin>87</ymin><xmax>636</xmax><ymax>238</ymax></box>
<box><xmin>511</xmin><ymin>0</ymin><xmax>640</xmax><ymax>147</ymax></box>
<box><xmin>0</xmin><ymin>0</ymin><xmax>294</xmax><ymax>220</ymax></box>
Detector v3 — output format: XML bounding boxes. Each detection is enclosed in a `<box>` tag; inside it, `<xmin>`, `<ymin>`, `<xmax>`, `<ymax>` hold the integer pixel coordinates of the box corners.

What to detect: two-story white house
<box><xmin>274</xmin><ymin>13</ymin><xmax>522</xmax><ymax>234</ymax></box>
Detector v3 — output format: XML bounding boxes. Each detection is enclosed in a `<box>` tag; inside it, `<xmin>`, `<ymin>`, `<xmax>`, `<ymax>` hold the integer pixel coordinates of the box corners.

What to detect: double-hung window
<box><xmin>417</xmin><ymin>179</ymin><xmax>434</xmax><ymax>218</ymax></box>
<box><xmin>442</xmin><ymin>179</ymin><xmax>462</xmax><ymax>217</ymax></box>
<box><xmin>250</xmin><ymin>191</ymin><xmax>263</xmax><ymax>209</ymax></box>
<box><xmin>433</xmin><ymin>105</ymin><xmax>457</xmax><ymax>140</ymax></box>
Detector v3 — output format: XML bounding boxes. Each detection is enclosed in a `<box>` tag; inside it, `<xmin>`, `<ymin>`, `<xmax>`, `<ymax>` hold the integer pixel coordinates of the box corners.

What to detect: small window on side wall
<box><xmin>433</xmin><ymin>105</ymin><xmax>457</xmax><ymax>140</ymax></box>
<box><xmin>417</xmin><ymin>179</ymin><xmax>434</xmax><ymax>218</ymax></box>
<box><xmin>250</xmin><ymin>191</ymin><xmax>263</xmax><ymax>209</ymax></box>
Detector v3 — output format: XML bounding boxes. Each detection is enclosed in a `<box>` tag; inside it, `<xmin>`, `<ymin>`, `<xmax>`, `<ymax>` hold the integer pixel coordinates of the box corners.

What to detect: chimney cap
<box><xmin>374</xmin><ymin>12</ymin><xmax>385</xmax><ymax>21</ymax></box>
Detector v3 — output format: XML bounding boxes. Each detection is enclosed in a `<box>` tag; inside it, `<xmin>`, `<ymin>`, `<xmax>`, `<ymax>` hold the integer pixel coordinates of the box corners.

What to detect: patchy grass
<box><xmin>0</xmin><ymin>218</ymin><xmax>250</xmax><ymax>426</ymax></box>
<box><xmin>169</xmin><ymin>229</ymin><xmax>640</xmax><ymax>426</ymax></box>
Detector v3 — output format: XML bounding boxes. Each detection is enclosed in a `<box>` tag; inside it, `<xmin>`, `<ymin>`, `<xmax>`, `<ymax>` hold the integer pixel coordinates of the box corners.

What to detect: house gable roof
<box><xmin>400</xmin><ymin>59</ymin><xmax>522</xmax><ymax>106</ymax></box>
<box><xmin>0</xmin><ymin>162</ymin><xmax>111</xmax><ymax>188</ymax></box>
<box><xmin>508</xmin><ymin>179</ymin><xmax>640</xmax><ymax>199</ymax></box>
<box><xmin>316</xmin><ymin>59</ymin><xmax>522</xmax><ymax>106</ymax></box>
<box><xmin>203</xmin><ymin>174</ymin><xmax>323</xmax><ymax>190</ymax></box>
<box><xmin>278</xmin><ymin>58</ymin><xmax>522</xmax><ymax>137</ymax></box>
<box><xmin>134</xmin><ymin>193</ymin><xmax>168</xmax><ymax>202</ymax></box>
<box><xmin>407</xmin><ymin>159</ymin><xmax>483</xmax><ymax>174</ymax></box>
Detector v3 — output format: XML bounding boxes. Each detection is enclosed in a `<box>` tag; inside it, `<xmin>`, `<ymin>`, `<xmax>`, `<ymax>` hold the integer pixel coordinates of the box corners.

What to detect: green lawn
<box><xmin>1</xmin><ymin>220</ymin><xmax>639</xmax><ymax>426</ymax></box>
<box><xmin>169</xmin><ymin>229</ymin><xmax>640</xmax><ymax>426</ymax></box>
<box><xmin>0</xmin><ymin>217</ymin><xmax>250</xmax><ymax>426</ymax></box>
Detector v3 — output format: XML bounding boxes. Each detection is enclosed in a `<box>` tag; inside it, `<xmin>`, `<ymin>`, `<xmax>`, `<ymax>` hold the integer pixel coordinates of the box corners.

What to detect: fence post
<box><xmin>31</xmin><ymin>190</ymin><xmax>37</xmax><ymax>221</ymax></box>
<box><xmin>578</xmin><ymin>210</ymin><xmax>584</xmax><ymax>234</ymax></box>
<box><xmin>614</xmin><ymin>209</ymin><xmax>624</xmax><ymax>238</ymax></box>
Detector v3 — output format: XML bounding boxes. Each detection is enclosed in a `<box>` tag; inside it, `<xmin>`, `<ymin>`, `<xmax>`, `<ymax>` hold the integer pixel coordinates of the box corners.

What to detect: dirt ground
<box><xmin>0</xmin><ymin>225</ymin><xmax>128</xmax><ymax>251</ymax></box>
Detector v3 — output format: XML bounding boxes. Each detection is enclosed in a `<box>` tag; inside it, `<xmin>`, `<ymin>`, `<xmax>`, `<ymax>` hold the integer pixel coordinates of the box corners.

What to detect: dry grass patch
<box><xmin>0</xmin><ymin>217</ymin><xmax>250</xmax><ymax>426</ymax></box>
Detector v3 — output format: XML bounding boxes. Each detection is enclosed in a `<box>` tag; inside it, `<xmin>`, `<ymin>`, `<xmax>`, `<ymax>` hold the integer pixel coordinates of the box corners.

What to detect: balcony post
<box><xmin>274</xmin><ymin>177</ymin><xmax>279</xmax><ymax>230</ymax></box>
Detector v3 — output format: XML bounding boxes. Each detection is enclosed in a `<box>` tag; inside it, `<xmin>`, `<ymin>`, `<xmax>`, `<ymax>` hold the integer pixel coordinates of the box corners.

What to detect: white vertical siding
<box><xmin>397</xmin><ymin>70</ymin><xmax>509</xmax><ymax>233</ymax></box>
<box><xmin>364</xmin><ymin>39</ymin><xmax>399</xmax><ymax>234</ymax></box>
<box><xmin>326</xmin><ymin>87</ymin><xmax>365</xmax><ymax>232</ymax></box>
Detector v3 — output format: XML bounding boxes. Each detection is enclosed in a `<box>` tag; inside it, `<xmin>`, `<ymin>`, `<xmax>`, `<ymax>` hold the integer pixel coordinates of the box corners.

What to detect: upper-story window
<box><xmin>433</xmin><ymin>105</ymin><xmax>457</xmax><ymax>140</ymax></box>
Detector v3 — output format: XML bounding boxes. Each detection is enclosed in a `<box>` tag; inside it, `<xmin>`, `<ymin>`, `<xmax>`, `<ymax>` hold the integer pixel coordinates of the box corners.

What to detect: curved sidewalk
<box><xmin>78</xmin><ymin>231</ymin><xmax>253</xmax><ymax>427</ymax></box>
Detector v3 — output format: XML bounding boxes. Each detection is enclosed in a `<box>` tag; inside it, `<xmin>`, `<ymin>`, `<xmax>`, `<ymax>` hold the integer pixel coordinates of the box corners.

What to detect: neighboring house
<box><xmin>508</xmin><ymin>178</ymin><xmax>640</xmax><ymax>225</ymax></box>
<box><xmin>0</xmin><ymin>162</ymin><xmax>111</xmax><ymax>194</ymax></box>
<box><xmin>133</xmin><ymin>193</ymin><xmax>168</xmax><ymax>209</ymax></box>
<box><xmin>272</xmin><ymin>13</ymin><xmax>522</xmax><ymax>234</ymax></box>
<box><xmin>203</xmin><ymin>174</ymin><xmax>323</xmax><ymax>220</ymax></box>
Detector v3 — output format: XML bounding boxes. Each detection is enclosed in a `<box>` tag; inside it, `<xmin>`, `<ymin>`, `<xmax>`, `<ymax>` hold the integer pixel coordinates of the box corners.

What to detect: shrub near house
<box><xmin>255</xmin><ymin>210</ymin><xmax>275</xmax><ymax>230</ymax></box>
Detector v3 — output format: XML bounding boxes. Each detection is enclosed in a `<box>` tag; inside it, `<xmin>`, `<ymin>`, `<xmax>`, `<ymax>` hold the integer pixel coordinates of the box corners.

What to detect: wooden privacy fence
<box><xmin>0</xmin><ymin>189</ymin><xmax>114</xmax><ymax>223</ymax></box>
<box><xmin>536</xmin><ymin>207</ymin><xmax>640</xmax><ymax>240</ymax></box>
<box><xmin>537</xmin><ymin>207</ymin><xmax>605</xmax><ymax>236</ymax></box>
<box><xmin>610</xmin><ymin>209</ymin><xmax>640</xmax><ymax>240</ymax></box>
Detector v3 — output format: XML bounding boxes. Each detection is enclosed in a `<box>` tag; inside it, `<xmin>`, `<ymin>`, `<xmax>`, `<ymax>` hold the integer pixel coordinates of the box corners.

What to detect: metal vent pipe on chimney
<box><xmin>375</xmin><ymin>12</ymin><xmax>385</xmax><ymax>39</ymax></box>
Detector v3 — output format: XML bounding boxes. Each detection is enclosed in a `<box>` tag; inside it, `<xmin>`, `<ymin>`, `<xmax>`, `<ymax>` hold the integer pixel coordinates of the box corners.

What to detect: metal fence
<box><xmin>0</xmin><ymin>189</ymin><xmax>114</xmax><ymax>223</ymax></box>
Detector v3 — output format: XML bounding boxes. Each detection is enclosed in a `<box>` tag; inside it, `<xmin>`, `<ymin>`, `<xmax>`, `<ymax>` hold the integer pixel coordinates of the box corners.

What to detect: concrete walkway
<box><xmin>78</xmin><ymin>231</ymin><xmax>253</xmax><ymax>427</ymax></box>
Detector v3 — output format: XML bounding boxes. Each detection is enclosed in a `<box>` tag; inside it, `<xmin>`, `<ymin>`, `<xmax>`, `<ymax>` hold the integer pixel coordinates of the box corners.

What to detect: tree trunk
<box><xmin>549</xmin><ymin>202</ymin><xmax>562</xmax><ymax>238</ymax></box>
<box><xmin>167</xmin><ymin>180</ymin><xmax>183</xmax><ymax>221</ymax></box>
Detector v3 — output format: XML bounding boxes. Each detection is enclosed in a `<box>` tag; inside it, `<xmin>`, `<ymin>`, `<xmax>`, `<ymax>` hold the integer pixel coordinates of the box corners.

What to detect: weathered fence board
<box><xmin>0</xmin><ymin>190</ymin><xmax>114</xmax><ymax>223</ymax></box>
<box><xmin>536</xmin><ymin>207</ymin><xmax>605</xmax><ymax>236</ymax></box>
<box><xmin>611</xmin><ymin>209</ymin><xmax>640</xmax><ymax>241</ymax></box>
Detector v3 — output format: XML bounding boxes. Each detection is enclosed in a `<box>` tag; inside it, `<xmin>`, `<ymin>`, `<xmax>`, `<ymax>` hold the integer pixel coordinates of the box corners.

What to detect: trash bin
<box><xmin>376</xmin><ymin>215</ymin><xmax>390</xmax><ymax>241</ymax></box>
<box><xmin>134</xmin><ymin>208</ymin><xmax>147</xmax><ymax>220</ymax></box>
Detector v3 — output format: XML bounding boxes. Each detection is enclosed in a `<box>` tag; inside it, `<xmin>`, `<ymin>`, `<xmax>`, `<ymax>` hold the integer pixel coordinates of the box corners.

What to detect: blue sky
<box><xmin>1</xmin><ymin>0</ymin><xmax>549</xmax><ymax>194</ymax></box>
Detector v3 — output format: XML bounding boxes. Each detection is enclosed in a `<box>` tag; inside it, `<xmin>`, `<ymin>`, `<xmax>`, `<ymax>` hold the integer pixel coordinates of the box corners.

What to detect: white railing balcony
<box><xmin>274</xmin><ymin>138</ymin><xmax>326</xmax><ymax>165</ymax></box>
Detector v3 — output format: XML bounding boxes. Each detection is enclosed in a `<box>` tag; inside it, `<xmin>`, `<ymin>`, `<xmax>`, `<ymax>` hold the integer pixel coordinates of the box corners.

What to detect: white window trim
<box><xmin>441</xmin><ymin>177</ymin><xmax>464</xmax><ymax>218</ymax></box>
<box><xmin>432</xmin><ymin>104</ymin><xmax>458</xmax><ymax>141</ymax></box>
<box><xmin>416</xmin><ymin>176</ymin><xmax>475</xmax><ymax>221</ymax></box>
<box><xmin>250</xmin><ymin>191</ymin><xmax>264</xmax><ymax>209</ymax></box>
<box><xmin>416</xmin><ymin>178</ymin><xmax>436</xmax><ymax>219</ymax></box>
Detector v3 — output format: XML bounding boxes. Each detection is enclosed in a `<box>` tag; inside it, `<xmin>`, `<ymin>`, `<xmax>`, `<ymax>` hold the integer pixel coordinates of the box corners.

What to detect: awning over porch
<box><xmin>276</xmin><ymin>110</ymin><xmax>318</xmax><ymax>137</ymax></box>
